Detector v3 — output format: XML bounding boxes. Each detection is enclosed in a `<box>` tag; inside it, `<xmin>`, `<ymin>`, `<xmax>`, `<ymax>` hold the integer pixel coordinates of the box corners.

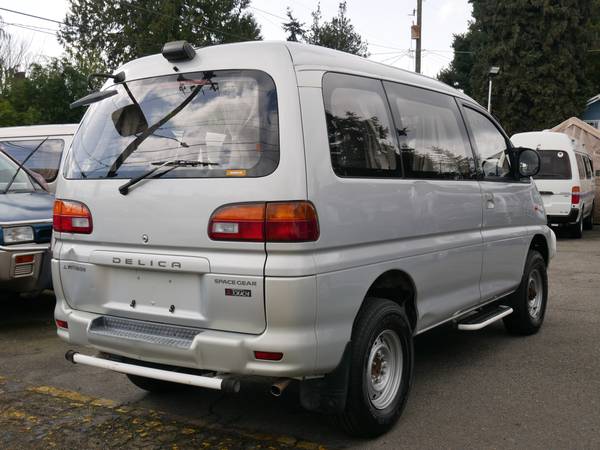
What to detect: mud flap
<box><xmin>299</xmin><ymin>342</ymin><xmax>351</xmax><ymax>414</ymax></box>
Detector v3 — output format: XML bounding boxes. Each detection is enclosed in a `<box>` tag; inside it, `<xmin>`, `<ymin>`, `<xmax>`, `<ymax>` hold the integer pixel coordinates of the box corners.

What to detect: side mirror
<box><xmin>516</xmin><ymin>147</ymin><xmax>541</xmax><ymax>178</ymax></box>
<box><xmin>112</xmin><ymin>104</ymin><xmax>148</xmax><ymax>137</ymax></box>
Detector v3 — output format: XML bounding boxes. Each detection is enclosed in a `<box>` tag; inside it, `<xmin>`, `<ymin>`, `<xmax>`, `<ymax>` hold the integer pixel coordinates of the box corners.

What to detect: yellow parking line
<box><xmin>15</xmin><ymin>380</ymin><xmax>330</xmax><ymax>449</ymax></box>
<box><xmin>27</xmin><ymin>385</ymin><xmax>117</xmax><ymax>408</ymax></box>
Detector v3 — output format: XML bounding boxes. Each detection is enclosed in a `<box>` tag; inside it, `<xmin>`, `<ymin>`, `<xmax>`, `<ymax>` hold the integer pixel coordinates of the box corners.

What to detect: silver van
<box><xmin>53</xmin><ymin>41</ymin><xmax>555</xmax><ymax>437</ymax></box>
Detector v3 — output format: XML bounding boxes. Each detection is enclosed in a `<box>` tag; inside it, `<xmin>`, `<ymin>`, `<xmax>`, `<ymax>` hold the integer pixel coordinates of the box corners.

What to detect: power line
<box><xmin>0</xmin><ymin>7</ymin><xmax>63</xmax><ymax>25</ymax></box>
<box><xmin>3</xmin><ymin>22</ymin><xmax>57</xmax><ymax>37</ymax></box>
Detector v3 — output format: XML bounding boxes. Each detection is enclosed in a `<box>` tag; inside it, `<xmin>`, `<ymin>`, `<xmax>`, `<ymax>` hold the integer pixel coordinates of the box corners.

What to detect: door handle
<box><xmin>485</xmin><ymin>193</ymin><xmax>495</xmax><ymax>209</ymax></box>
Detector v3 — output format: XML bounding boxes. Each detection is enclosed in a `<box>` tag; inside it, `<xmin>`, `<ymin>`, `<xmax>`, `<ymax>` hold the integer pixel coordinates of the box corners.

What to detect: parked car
<box><xmin>53</xmin><ymin>41</ymin><xmax>555</xmax><ymax>437</ymax></box>
<box><xmin>512</xmin><ymin>131</ymin><xmax>595</xmax><ymax>238</ymax></box>
<box><xmin>0</xmin><ymin>149</ymin><xmax>54</xmax><ymax>295</ymax></box>
<box><xmin>0</xmin><ymin>124</ymin><xmax>79</xmax><ymax>193</ymax></box>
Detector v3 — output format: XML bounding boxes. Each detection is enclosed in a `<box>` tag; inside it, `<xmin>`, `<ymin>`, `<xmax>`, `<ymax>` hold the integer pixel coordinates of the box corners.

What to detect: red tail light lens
<box><xmin>571</xmin><ymin>186</ymin><xmax>581</xmax><ymax>205</ymax></box>
<box><xmin>53</xmin><ymin>200</ymin><xmax>93</xmax><ymax>234</ymax></box>
<box><xmin>55</xmin><ymin>319</ymin><xmax>68</xmax><ymax>329</ymax></box>
<box><xmin>208</xmin><ymin>201</ymin><xmax>319</xmax><ymax>242</ymax></box>
<box><xmin>266</xmin><ymin>202</ymin><xmax>319</xmax><ymax>242</ymax></box>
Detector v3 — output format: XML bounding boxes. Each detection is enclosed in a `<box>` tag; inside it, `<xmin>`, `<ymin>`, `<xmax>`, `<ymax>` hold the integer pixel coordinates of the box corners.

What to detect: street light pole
<box><xmin>487</xmin><ymin>78</ymin><xmax>493</xmax><ymax>113</ymax></box>
<box><xmin>487</xmin><ymin>66</ymin><xmax>500</xmax><ymax>113</ymax></box>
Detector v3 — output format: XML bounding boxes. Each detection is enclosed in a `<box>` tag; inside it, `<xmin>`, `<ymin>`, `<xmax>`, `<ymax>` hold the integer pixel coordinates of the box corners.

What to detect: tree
<box><xmin>437</xmin><ymin>0</ymin><xmax>596</xmax><ymax>135</ymax></box>
<box><xmin>285</xmin><ymin>2</ymin><xmax>369</xmax><ymax>57</ymax></box>
<box><xmin>59</xmin><ymin>0</ymin><xmax>262</xmax><ymax>70</ymax></box>
<box><xmin>0</xmin><ymin>58</ymin><xmax>89</xmax><ymax>126</ymax></box>
<box><xmin>282</xmin><ymin>7</ymin><xmax>305</xmax><ymax>42</ymax></box>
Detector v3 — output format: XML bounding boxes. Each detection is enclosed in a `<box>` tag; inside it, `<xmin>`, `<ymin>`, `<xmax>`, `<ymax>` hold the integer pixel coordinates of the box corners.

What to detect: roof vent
<box><xmin>161</xmin><ymin>41</ymin><xmax>196</xmax><ymax>62</ymax></box>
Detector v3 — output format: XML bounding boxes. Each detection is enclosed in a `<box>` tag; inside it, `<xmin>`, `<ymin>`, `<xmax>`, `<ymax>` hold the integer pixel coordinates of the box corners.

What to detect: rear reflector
<box><xmin>254</xmin><ymin>351</ymin><xmax>283</xmax><ymax>361</ymax></box>
<box><xmin>15</xmin><ymin>254</ymin><xmax>35</xmax><ymax>264</ymax></box>
<box><xmin>53</xmin><ymin>200</ymin><xmax>93</xmax><ymax>234</ymax></box>
<box><xmin>56</xmin><ymin>319</ymin><xmax>68</xmax><ymax>329</ymax></box>
<box><xmin>208</xmin><ymin>201</ymin><xmax>319</xmax><ymax>242</ymax></box>
<box><xmin>571</xmin><ymin>186</ymin><xmax>581</xmax><ymax>205</ymax></box>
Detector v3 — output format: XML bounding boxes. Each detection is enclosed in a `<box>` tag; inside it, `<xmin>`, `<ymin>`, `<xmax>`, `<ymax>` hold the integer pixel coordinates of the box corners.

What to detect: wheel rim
<box><xmin>527</xmin><ymin>269</ymin><xmax>544</xmax><ymax>319</ymax></box>
<box><xmin>366</xmin><ymin>329</ymin><xmax>403</xmax><ymax>410</ymax></box>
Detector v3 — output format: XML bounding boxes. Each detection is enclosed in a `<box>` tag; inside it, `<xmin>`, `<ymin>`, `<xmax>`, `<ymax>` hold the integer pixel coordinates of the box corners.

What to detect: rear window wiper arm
<box><xmin>118</xmin><ymin>159</ymin><xmax>218</xmax><ymax>195</ymax></box>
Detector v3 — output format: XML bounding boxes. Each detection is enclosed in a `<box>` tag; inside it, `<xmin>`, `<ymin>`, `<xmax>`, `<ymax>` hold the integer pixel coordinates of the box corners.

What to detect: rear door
<box><xmin>461</xmin><ymin>105</ymin><xmax>533</xmax><ymax>300</ymax></box>
<box><xmin>533</xmin><ymin>150</ymin><xmax>573</xmax><ymax>217</ymax></box>
<box><xmin>56</xmin><ymin>65</ymin><xmax>306</xmax><ymax>335</ymax></box>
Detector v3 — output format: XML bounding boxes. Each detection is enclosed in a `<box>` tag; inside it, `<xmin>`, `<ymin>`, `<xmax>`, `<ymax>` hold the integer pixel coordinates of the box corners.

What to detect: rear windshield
<box><xmin>534</xmin><ymin>150</ymin><xmax>572</xmax><ymax>180</ymax></box>
<box><xmin>65</xmin><ymin>70</ymin><xmax>279</xmax><ymax>179</ymax></box>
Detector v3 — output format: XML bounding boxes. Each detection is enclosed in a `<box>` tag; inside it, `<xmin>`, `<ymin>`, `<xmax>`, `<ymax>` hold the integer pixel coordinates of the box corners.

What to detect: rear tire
<box><xmin>335</xmin><ymin>298</ymin><xmax>413</xmax><ymax>438</ymax></box>
<box><xmin>570</xmin><ymin>212</ymin><xmax>583</xmax><ymax>239</ymax></box>
<box><xmin>503</xmin><ymin>250</ymin><xmax>548</xmax><ymax>335</ymax></box>
<box><xmin>583</xmin><ymin>204</ymin><xmax>594</xmax><ymax>230</ymax></box>
<box><xmin>127</xmin><ymin>374</ymin><xmax>183</xmax><ymax>393</ymax></box>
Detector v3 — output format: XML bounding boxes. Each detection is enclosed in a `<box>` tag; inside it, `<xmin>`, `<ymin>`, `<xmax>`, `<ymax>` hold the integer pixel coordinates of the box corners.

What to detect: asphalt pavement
<box><xmin>1</xmin><ymin>229</ymin><xmax>599</xmax><ymax>449</ymax></box>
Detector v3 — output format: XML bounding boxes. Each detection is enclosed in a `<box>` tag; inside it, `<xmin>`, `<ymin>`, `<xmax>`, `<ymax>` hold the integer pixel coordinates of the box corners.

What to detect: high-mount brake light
<box><xmin>208</xmin><ymin>201</ymin><xmax>319</xmax><ymax>243</ymax></box>
<box><xmin>571</xmin><ymin>186</ymin><xmax>581</xmax><ymax>205</ymax></box>
<box><xmin>53</xmin><ymin>200</ymin><xmax>93</xmax><ymax>234</ymax></box>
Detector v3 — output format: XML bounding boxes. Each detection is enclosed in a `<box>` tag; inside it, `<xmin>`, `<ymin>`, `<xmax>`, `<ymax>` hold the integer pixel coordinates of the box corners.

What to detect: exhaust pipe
<box><xmin>270</xmin><ymin>378</ymin><xmax>292</xmax><ymax>397</ymax></box>
<box><xmin>65</xmin><ymin>350</ymin><xmax>240</xmax><ymax>393</ymax></box>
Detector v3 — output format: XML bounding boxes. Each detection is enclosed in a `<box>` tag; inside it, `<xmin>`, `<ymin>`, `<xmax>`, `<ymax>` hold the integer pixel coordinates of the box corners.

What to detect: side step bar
<box><xmin>457</xmin><ymin>305</ymin><xmax>513</xmax><ymax>331</ymax></box>
<box><xmin>65</xmin><ymin>351</ymin><xmax>240</xmax><ymax>393</ymax></box>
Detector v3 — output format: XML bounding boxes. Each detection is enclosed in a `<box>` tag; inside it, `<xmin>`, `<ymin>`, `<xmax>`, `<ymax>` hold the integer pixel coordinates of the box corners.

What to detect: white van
<box><xmin>511</xmin><ymin>131</ymin><xmax>595</xmax><ymax>238</ymax></box>
<box><xmin>53</xmin><ymin>41</ymin><xmax>555</xmax><ymax>437</ymax></box>
<box><xmin>0</xmin><ymin>124</ymin><xmax>79</xmax><ymax>193</ymax></box>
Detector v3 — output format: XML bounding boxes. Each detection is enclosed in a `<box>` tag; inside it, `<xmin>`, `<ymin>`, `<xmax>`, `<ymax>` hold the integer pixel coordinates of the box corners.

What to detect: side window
<box><xmin>576</xmin><ymin>154</ymin><xmax>586</xmax><ymax>179</ymax></box>
<box><xmin>0</xmin><ymin>139</ymin><xmax>65</xmax><ymax>182</ymax></box>
<box><xmin>323</xmin><ymin>73</ymin><xmax>400</xmax><ymax>177</ymax></box>
<box><xmin>462</xmin><ymin>107</ymin><xmax>512</xmax><ymax>179</ymax></box>
<box><xmin>584</xmin><ymin>156</ymin><xmax>593</xmax><ymax>179</ymax></box>
<box><xmin>384</xmin><ymin>82</ymin><xmax>475</xmax><ymax>180</ymax></box>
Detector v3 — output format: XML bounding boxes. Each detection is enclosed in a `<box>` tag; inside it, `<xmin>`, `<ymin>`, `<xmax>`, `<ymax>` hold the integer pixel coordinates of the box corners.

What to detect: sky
<box><xmin>0</xmin><ymin>0</ymin><xmax>473</xmax><ymax>78</ymax></box>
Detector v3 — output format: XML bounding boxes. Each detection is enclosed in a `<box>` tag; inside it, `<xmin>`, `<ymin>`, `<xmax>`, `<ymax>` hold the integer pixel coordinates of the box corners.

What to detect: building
<box><xmin>583</xmin><ymin>95</ymin><xmax>600</xmax><ymax>129</ymax></box>
<box><xmin>552</xmin><ymin>117</ymin><xmax>600</xmax><ymax>223</ymax></box>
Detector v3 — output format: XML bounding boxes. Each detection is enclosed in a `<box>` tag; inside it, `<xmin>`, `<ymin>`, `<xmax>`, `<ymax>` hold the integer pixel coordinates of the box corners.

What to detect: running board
<box><xmin>457</xmin><ymin>305</ymin><xmax>513</xmax><ymax>331</ymax></box>
<box><xmin>65</xmin><ymin>351</ymin><xmax>240</xmax><ymax>393</ymax></box>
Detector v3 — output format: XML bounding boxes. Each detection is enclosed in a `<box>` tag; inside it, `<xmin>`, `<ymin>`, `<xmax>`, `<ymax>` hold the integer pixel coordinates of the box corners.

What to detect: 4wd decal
<box><xmin>225</xmin><ymin>288</ymin><xmax>252</xmax><ymax>298</ymax></box>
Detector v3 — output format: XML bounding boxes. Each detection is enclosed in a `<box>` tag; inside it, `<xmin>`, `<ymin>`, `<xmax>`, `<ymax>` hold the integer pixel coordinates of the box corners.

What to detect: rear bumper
<box><xmin>0</xmin><ymin>243</ymin><xmax>51</xmax><ymax>293</ymax></box>
<box><xmin>547</xmin><ymin>208</ymin><xmax>579</xmax><ymax>225</ymax></box>
<box><xmin>54</xmin><ymin>271</ymin><xmax>323</xmax><ymax>378</ymax></box>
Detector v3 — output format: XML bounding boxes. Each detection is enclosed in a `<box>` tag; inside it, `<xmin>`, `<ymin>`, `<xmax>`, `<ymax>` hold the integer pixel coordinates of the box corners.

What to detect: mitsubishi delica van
<box><xmin>53</xmin><ymin>41</ymin><xmax>556</xmax><ymax>437</ymax></box>
<box><xmin>511</xmin><ymin>131</ymin><xmax>595</xmax><ymax>238</ymax></box>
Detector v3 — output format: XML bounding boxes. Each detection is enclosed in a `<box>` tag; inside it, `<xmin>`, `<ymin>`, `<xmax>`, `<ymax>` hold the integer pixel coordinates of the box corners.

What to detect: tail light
<box><xmin>53</xmin><ymin>200</ymin><xmax>93</xmax><ymax>234</ymax></box>
<box><xmin>55</xmin><ymin>319</ymin><xmax>68</xmax><ymax>329</ymax></box>
<box><xmin>208</xmin><ymin>201</ymin><xmax>319</xmax><ymax>242</ymax></box>
<box><xmin>571</xmin><ymin>186</ymin><xmax>580</xmax><ymax>205</ymax></box>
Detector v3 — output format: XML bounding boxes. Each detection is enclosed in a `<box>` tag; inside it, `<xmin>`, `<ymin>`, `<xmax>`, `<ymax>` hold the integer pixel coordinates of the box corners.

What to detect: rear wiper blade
<box><xmin>118</xmin><ymin>159</ymin><xmax>218</xmax><ymax>195</ymax></box>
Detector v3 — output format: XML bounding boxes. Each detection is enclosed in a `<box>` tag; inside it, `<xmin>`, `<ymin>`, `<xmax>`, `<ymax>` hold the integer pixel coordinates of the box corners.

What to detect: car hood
<box><xmin>0</xmin><ymin>191</ymin><xmax>54</xmax><ymax>224</ymax></box>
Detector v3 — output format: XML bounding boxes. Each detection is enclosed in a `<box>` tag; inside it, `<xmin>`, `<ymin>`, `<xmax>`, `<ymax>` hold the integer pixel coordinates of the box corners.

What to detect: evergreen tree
<box><xmin>438</xmin><ymin>0</ymin><xmax>596</xmax><ymax>134</ymax></box>
<box><xmin>284</xmin><ymin>2</ymin><xmax>368</xmax><ymax>57</ymax></box>
<box><xmin>282</xmin><ymin>7</ymin><xmax>305</xmax><ymax>42</ymax></box>
<box><xmin>307</xmin><ymin>2</ymin><xmax>368</xmax><ymax>57</ymax></box>
<box><xmin>59</xmin><ymin>0</ymin><xmax>262</xmax><ymax>70</ymax></box>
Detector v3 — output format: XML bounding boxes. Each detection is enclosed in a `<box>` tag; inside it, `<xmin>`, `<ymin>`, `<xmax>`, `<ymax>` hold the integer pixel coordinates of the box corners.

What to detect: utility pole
<box><xmin>415</xmin><ymin>0</ymin><xmax>422</xmax><ymax>73</ymax></box>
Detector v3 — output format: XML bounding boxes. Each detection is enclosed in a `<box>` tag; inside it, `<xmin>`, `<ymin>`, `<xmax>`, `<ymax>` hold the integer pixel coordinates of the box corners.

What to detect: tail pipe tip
<box><xmin>270</xmin><ymin>378</ymin><xmax>292</xmax><ymax>397</ymax></box>
<box><xmin>65</xmin><ymin>350</ymin><xmax>78</xmax><ymax>364</ymax></box>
